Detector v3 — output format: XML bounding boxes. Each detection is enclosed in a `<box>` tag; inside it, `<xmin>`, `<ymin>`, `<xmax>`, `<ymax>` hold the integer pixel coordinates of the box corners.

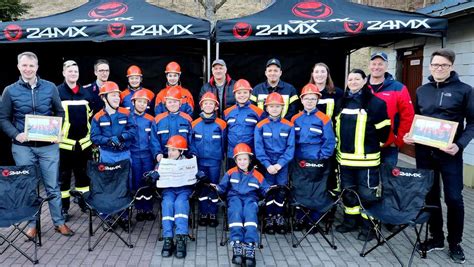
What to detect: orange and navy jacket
<box><xmin>130</xmin><ymin>112</ymin><xmax>154</xmax><ymax>157</ymax></box>
<box><xmin>91</xmin><ymin>107</ymin><xmax>137</xmax><ymax>152</ymax></box>
<box><xmin>368</xmin><ymin>73</ymin><xmax>414</xmax><ymax>148</ymax></box>
<box><xmin>224</xmin><ymin>101</ymin><xmax>265</xmax><ymax>156</ymax></box>
<box><xmin>190</xmin><ymin>112</ymin><xmax>227</xmax><ymax>164</ymax></box>
<box><xmin>216</xmin><ymin>167</ymin><xmax>270</xmax><ymax>199</ymax></box>
<box><xmin>120</xmin><ymin>87</ymin><xmax>155</xmax><ymax>116</ymax></box>
<box><xmin>291</xmin><ymin>109</ymin><xmax>335</xmax><ymax>160</ymax></box>
<box><xmin>150</xmin><ymin>111</ymin><xmax>192</xmax><ymax>158</ymax></box>
<box><xmin>154</xmin><ymin>85</ymin><xmax>194</xmax><ymax>116</ymax></box>
<box><xmin>254</xmin><ymin>117</ymin><xmax>295</xmax><ymax>169</ymax></box>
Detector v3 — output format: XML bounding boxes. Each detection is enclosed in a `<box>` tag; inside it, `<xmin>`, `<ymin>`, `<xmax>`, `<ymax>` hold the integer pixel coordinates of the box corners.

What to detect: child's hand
<box><xmin>274</xmin><ymin>164</ymin><xmax>282</xmax><ymax>172</ymax></box>
<box><xmin>267</xmin><ymin>165</ymin><xmax>277</xmax><ymax>175</ymax></box>
<box><xmin>209</xmin><ymin>183</ymin><xmax>218</xmax><ymax>190</ymax></box>
<box><xmin>156</xmin><ymin>154</ymin><xmax>163</xmax><ymax>162</ymax></box>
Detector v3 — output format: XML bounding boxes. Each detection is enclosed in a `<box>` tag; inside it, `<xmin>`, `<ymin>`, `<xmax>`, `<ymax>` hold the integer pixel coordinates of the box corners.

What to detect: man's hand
<box><xmin>156</xmin><ymin>154</ymin><xmax>163</xmax><ymax>162</ymax></box>
<box><xmin>15</xmin><ymin>133</ymin><xmax>27</xmax><ymax>143</ymax></box>
<box><xmin>267</xmin><ymin>165</ymin><xmax>277</xmax><ymax>175</ymax></box>
<box><xmin>403</xmin><ymin>133</ymin><xmax>415</xmax><ymax>145</ymax></box>
<box><xmin>440</xmin><ymin>143</ymin><xmax>460</xmax><ymax>156</ymax></box>
<box><xmin>274</xmin><ymin>164</ymin><xmax>282</xmax><ymax>172</ymax></box>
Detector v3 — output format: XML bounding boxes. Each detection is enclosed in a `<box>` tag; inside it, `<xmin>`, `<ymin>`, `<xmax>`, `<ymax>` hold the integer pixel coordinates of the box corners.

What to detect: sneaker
<box><xmin>275</xmin><ymin>214</ymin><xmax>286</xmax><ymax>235</ymax></box>
<box><xmin>144</xmin><ymin>212</ymin><xmax>156</xmax><ymax>221</ymax></box>
<box><xmin>449</xmin><ymin>244</ymin><xmax>465</xmax><ymax>264</ymax></box>
<box><xmin>208</xmin><ymin>214</ymin><xmax>218</xmax><ymax>227</ymax></box>
<box><xmin>117</xmin><ymin>218</ymin><xmax>130</xmax><ymax>232</ymax></box>
<box><xmin>231</xmin><ymin>241</ymin><xmax>243</xmax><ymax>265</ymax></box>
<box><xmin>243</xmin><ymin>242</ymin><xmax>256</xmax><ymax>267</ymax></box>
<box><xmin>418</xmin><ymin>238</ymin><xmax>445</xmax><ymax>253</ymax></box>
<box><xmin>136</xmin><ymin>211</ymin><xmax>146</xmax><ymax>222</ymax></box>
<box><xmin>264</xmin><ymin>216</ymin><xmax>275</xmax><ymax>235</ymax></box>
<box><xmin>175</xmin><ymin>234</ymin><xmax>187</xmax><ymax>259</ymax></box>
<box><xmin>161</xmin><ymin>237</ymin><xmax>174</xmax><ymax>257</ymax></box>
<box><xmin>198</xmin><ymin>214</ymin><xmax>208</xmax><ymax>227</ymax></box>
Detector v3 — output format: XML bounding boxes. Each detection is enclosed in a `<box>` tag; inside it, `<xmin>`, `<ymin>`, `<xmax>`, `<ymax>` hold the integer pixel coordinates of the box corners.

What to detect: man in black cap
<box><xmin>199</xmin><ymin>59</ymin><xmax>236</xmax><ymax>117</ymax></box>
<box><xmin>251</xmin><ymin>58</ymin><xmax>299</xmax><ymax>120</ymax></box>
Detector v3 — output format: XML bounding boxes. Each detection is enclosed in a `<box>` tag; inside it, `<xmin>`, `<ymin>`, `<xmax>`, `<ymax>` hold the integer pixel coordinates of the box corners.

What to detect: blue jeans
<box><xmin>12</xmin><ymin>144</ymin><xmax>65</xmax><ymax>227</ymax></box>
<box><xmin>381</xmin><ymin>146</ymin><xmax>398</xmax><ymax>166</ymax></box>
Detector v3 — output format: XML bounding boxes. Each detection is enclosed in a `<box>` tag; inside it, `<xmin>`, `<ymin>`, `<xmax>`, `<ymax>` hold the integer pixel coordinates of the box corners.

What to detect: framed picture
<box><xmin>24</xmin><ymin>115</ymin><xmax>62</xmax><ymax>142</ymax></box>
<box><xmin>408</xmin><ymin>115</ymin><xmax>458</xmax><ymax>149</ymax></box>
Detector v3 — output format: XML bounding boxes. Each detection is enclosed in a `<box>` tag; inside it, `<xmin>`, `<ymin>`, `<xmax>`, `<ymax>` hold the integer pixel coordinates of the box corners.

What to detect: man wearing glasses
<box><xmin>85</xmin><ymin>59</ymin><xmax>110</xmax><ymax>114</ymax></box>
<box><xmin>404</xmin><ymin>48</ymin><xmax>474</xmax><ymax>264</ymax></box>
<box><xmin>368</xmin><ymin>52</ymin><xmax>414</xmax><ymax>167</ymax></box>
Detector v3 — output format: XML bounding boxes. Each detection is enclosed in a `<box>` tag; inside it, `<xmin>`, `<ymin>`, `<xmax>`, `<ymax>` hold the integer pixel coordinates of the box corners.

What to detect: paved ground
<box><xmin>1</xmin><ymin>157</ymin><xmax>473</xmax><ymax>266</ymax></box>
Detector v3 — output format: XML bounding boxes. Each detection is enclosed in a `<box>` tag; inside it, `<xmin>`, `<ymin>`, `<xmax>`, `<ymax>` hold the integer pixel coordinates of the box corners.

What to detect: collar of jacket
<box><xmin>210</xmin><ymin>74</ymin><xmax>232</xmax><ymax>87</ymax></box>
<box><xmin>237</xmin><ymin>100</ymin><xmax>251</xmax><ymax>109</ymax></box>
<box><xmin>18</xmin><ymin>75</ymin><xmax>41</xmax><ymax>89</ymax></box>
<box><xmin>428</xmin><ymin>71</ymin><xmax>459</xmax><ymax>87</ymax></box>
<box><xmin>62</xmin><ymin>81</ymin><xmax>84</xmax><ymax>95</ymax></box>
<box><xmin>265</xmin><ymin>80</ymin><xmax>283</xmax><ymax>90</ymax></box>
<box><xmin>367</xmin><ymin>72</ymin><xmax>395</xmax><ymax>91</ymax></box>
<box><xmin>304</xmin><ymin>108</ymin><xmax>319</xmax><ymax>116</ymax></box>
<box><xmin>199</xmin><ymin>111</ymin><xmax>217</xmax><ymax>123</ymax></box>
<box><xmin>127</xmin><ymin>85</ymin><xmax>142</xmax><ymax>92</ymax></box>
<box><xmin>268</xmin><ymin>116</ymin><xmax>282</xmax><ymax>122</ymax></box>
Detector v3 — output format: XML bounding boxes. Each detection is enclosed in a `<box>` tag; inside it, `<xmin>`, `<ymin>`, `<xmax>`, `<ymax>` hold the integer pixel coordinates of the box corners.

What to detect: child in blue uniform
<box><xmin>150</xmin><ymin>86</ymin><xmax>192</xmax><ymax>162</ymax></box>
<box><xmin>120</xmin><ymin>65</ymin><xmax>155</xmax><ymax>115</ymax></box>
<box><xmin>155</xmin><ymin>135</ymin><xmax>193</xmax><ymax>259</ymax></box>
<box><xmin>191</xmin><ymin>92</ymin><xmax>226</xmax><ymax>227</ymax></box>
<box><xmin>224</xmin><ymin>79</ymin><xmax>264</xmax><ymax>169</ymax></box>
<box><xmin>90</xmin><ymin>81</ymin><xmax>137</xmax><ymax>231</ymax></box>
<box><xmin>212</xmin><ymin>143</ymin><xmax>270</xmax><ymax>267</ymax></box>
<box><xmin>290</xmin><ymin>83</ymin><xmax>336</xmax><ymax>231</ymax></box>
<box><xmin>129</xmin><ymin>90</ymin><xmax>155</xmax><ymax>221</ymax></box>
<box><xmin>254</xmin><ymin>92</ymin><xmax>295</xmax><ymax>235</ymax></box>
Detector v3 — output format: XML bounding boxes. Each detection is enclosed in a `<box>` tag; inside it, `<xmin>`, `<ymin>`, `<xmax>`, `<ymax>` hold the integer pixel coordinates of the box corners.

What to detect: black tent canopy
<box><xmin>214</xmin><ymin>0</ymin><xmax>448</xmax><ymax>91</ymax></box>
<box><xmin>0</xmin><ymin>0</ymin><xmax>211</xmax><ymax>165</ymax></box>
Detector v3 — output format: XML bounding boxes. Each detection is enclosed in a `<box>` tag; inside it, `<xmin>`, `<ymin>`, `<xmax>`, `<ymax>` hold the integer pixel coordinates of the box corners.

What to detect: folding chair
<box><xmin>71</xmin><ymin>159</ymin><xmax>149</xmax><ymax>251</ymax></box>
<box><xmin>289</xmin><ymin>159</ymin><xmax>341</xmax><ymax>249</ymax></box>
<box><xmin>358</xmin><ymin>164</ymin><xmax>435</xmax><ymax>266</ymax></box>
<box><xmin>0</xmin><ymin>165</ymin><xmax>53</xmax><ymax>264</ymax></box>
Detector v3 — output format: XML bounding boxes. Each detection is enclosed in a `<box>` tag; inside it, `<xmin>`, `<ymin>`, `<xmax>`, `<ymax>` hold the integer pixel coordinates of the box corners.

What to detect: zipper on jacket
<box><xmin>31</xmin><ymin>88</ymin><xmax>36</xmax><ymax>114</ymax></box>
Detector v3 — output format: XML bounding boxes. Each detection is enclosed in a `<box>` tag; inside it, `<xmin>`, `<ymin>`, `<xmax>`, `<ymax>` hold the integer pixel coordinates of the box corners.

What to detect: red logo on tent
<box><xmin>392</xmin><ymin>168</ymin><xmax>400</xmax><ymax>177</ymax></box>
<box><xmin>292</xmin><ymin>1</ymin><xmax>333</xmax><ymax>19</ymax></box>
<box><xmin>4</xmin><ymin>24</ymin><xmax>23</xmax><ymax>41</ymax></box>
<box><xmin>108</xmin><ymin>23</ymin><xmax>126</xmax><ymax>38</ymax></box>
<box><xmin>89</xmin><ymin>2</ymin><xmax>128</xmax><ymax>18</ymax></box>
<box><xmin>98</xmin><ymin>164</ymin><xmax>105</xmax><ymax>172</ymax></box>
<box><xmin>344</xmin><ymin>21</ymin><xmax>364</xmax><ymax>34</ymax></box>
<box><xmin>233</xmin><ymin>22</ymin><xmax>252</xmax><ymax>40</ymax></box>
<box><xmin>2</xmin><ymin>169</ymin><xmax>9</xmax><ymax>177</ymax></box>
<box><xmin>299</xmin><ymin>160</ymin><xmax>306</xmax><ymax>168</ymax></box>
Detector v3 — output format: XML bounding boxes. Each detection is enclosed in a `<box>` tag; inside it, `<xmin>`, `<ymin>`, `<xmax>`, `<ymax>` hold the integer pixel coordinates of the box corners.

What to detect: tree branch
<box><xmin>214</xmin><ymin>0</ymin><xmax>228</xmax><ymax>13</ymax></box>
<box><xmin>197</xmin><ymin>0</ymin><xmax>205</xmax><ymax>9</ymax></box>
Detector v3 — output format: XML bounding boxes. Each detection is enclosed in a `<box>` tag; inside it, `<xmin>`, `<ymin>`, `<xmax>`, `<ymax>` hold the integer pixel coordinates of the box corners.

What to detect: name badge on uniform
<box><xmin>100</xmin><ymin>122</ymin><xmax>110</xmax><ymax>126</ymax></box>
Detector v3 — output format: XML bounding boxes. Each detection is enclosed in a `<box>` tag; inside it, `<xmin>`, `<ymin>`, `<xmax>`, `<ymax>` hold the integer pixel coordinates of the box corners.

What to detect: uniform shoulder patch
<box><xmin>117</xmin><ymin>107</ymin><xmax>130</xmax><ymax>115</ymax></box>
<box><xmin>291</xmin><ymin>111</ymin><xmax>303</xmax><ymax>123</ymax></box>
<box><xmin>192</xmin><ymin>117</ymin><xmax>203</xmax><ymax>128</ymax></box>
<box><xmin>93</xmin><ymin>110</ymin><xmax>106</xmax><ymax>121</ymax></box>
<box><xmin>154</xmin><ymin>112</ymin><xmax>168</xmax><ymax>123</ymax></box>
<box><xmin>144</xmin><ymin>113</ymin><xmax>154</xmax><ymax>122</ymax></box>
<box><xmin>179</xmin><ymin>112</ymin><xmax>193</xmax><ymax>122</ymax></box>
<box><xmin>253</xmin><ymin>169</ymin><xmax>264</xmax><ymax>184</ymax></box>
<box><xmin>249</xmin><ymin>104</ymin><xmax>264</xmax><ymax>117</ymax></box>
<box><xmin>256</xmin><ymin>118</ymin><xmax>270</xmax><ymax>128</ymax></box>
<box><xmin>315</xmin><ymin>111</ymin><xmax>330</xmax><ymax>125</ymax></box>
<box><xmin>280</xmin><ymin>118</ymin><xmax>294</xmax><ymax>127</ymax></box>
<box><xmin>215</xmin><ymin>118</ymin><xmax>227</xmax><ymax>130</ymax></box>
<box><xmin>224</xmin><ymin>105</ymin><xmax>237</xmax><ymax>117</ymax></box>
<box><xmin>227</xmin><ymin>167</ymin><xmax>239</xmax><ymax>175</ymax></box>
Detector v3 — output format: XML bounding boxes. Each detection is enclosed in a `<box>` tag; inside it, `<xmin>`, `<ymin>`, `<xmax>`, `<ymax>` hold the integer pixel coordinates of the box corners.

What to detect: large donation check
<box><xmin>156</xmin><ymin>156</ymin><xmax>198</xmax><ymax>188</ymax></box>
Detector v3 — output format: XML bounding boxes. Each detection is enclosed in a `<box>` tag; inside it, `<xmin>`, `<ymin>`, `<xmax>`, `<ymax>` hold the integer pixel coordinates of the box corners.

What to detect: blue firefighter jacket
<box><xmin>190</xmin><ymin>112</ymin><xmax>227</xmax><ymax>166</ymax></box>
<box><xmin>216</xmin><ymin>167</ymin><xmax>270</xmax><ymax>200</ymax></box>
<box><xmin>91</xmin><ymin>107</ymin><xmax>137</xmax><ymax>152</ymax></box>
<box><xmin>150</xmin><ymin>111</ymin><xmax>192</xmax><ymax>158</ymax></box>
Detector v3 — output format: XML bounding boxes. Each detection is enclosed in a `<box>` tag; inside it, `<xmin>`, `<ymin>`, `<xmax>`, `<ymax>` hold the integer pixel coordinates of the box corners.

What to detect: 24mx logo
<box><xmin>130</xmin><ymin>24</ymin><xmax>193</xmax><ymax>36</ymax></box>
<box><xmin>26</xmin><ymin>26</ymin><xmax>88</xmax><ymax>39</ymax></box>
<box><xmin>255</xmin><ymin>22</ymin><xmax>319</xmax><ymax>36</ymax></box>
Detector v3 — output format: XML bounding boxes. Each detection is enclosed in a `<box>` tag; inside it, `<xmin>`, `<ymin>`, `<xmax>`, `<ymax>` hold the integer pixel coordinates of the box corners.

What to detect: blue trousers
<box><xmin>12</xmin><ymin>144</ymin><xmax>64</xmax><ymax>228</ymax></box>
<box><xmin>162</xmin><ymin>187</ymin><xmax>192</xmax><ymax>237</ymax></box>
<box><xmin>131</xmin><ymin>154</ymin><xmax>154</xmax><ymax>212</ymax></box>
<box><xmin>197</xmin><ymin>163</ymin><xmax>221</xmax><ymax>215</ymax></box>
<box><xmin>228</xmin><ymin>196</ymin><xmax>259</xmax><ymax>244</ymax></box>
<box><xmin>264</xmin><ymin>165</ymin><xmax>288</xmax><ymax>216</ymax></box>
<box><xmin>381</xmin><ymin>146</ymin><xmax>398</xmax><ymax>167</ymax></box>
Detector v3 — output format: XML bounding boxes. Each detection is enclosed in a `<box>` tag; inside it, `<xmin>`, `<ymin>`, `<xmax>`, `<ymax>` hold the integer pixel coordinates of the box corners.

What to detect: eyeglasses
<box><xmin>97</xmin><ymin>69</ymin><xmax>110</xmax><ymax>73</ymax></box>
<box><xmin>303</xmin><ymin>98</ymin><xmax>318</xmax><ymax>102</ymax></box>
<box><xmin>430</xmin><ymin>64</ymin><xmax>451</xmax><ymax>70</ymax></box>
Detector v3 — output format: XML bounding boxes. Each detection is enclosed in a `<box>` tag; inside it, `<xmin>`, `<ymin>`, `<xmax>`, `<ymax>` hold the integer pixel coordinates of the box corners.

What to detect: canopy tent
<box><xmin>214</xmin><ymin>0</ymin><xmax>448</xmax><ymax>91</ymax></box>
<box><xmin>0</xmin><ymin>0</ymin><xmax>211</xmax><ymax>165</ymax></box>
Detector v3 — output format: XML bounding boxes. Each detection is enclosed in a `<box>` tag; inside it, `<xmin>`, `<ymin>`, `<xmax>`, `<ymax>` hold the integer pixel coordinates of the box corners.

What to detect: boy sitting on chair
<box><xmin>150</xmin><ymin>135</ymin><xmax>193</xmax><ymax>259</ymax></box>
<box><xmin>212</xmin><ymin>143</ymin><xmax>270</xmax><ymax>267</ymax></box>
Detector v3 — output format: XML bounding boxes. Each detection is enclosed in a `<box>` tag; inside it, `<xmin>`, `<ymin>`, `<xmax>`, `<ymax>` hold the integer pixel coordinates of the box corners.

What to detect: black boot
<box><xmin>117</xmin><ymin>218</ymin><xmax>130</xmax><ymax>232</ymax></box>
<box><xmin>264</xmin><ymin>216</ymin><xmax>275</xmax><ymax>235</ymax></box>
<box><xmin>231</xmin><ymin>241</ymin><xmax>243</xmax><ymax>265</ymax></box>
<box><xmin>175</xmin><ymin>234</ymin><xmax>187</xmax><ymax>259</ymax></box>
<box><xmin>335</xmin><ymin>213</ymin><xmax>358</xmax><ymax>233</ymax></box>
<box><xmin>144</xmin><ymin>211</ymin><xmax>156</xmax><ymax>221</ymax></box>
<box><xmin>208</xmin><ymin>214</ymin><xmax>219</xmax><ymax>228</ymax></box>
<box><xmin>161</xmin><ymin>237</ymin><xmax>174</xmax><ymax>257</ymax></box>
<box><xmin>136</xmin><ymin>211</ymin><xmax>146</xmax><ymax>222</ymax></box>
<box><xmin>275</xmin><ymin>214</ymin><xmax>286</xmax><ymax>235</ymax></box>
<box><xmin>244</xmin><ymin>242</ymin><xmax>256</xmax><ymax>267</ymax></box>
<box><xmin>198</xmin><ymin>214</ymin><xmax>208</xmax><ymax>227</ymax></box>
<box><xmin>62</xmin><ymin>209</ymin><xmax>71</xmax><ymax>222</ymax></box>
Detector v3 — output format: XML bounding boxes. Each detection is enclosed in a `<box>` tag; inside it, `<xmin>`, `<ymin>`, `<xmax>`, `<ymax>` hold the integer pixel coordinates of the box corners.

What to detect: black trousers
<box><xmin>416</xmin><ymin>145</ymin><xmax>464</xmax><ymax>245</ymax></box>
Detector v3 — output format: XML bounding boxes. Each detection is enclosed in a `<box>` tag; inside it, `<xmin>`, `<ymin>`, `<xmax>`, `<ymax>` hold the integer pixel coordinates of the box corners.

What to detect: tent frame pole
<box><xmin>207</xmin><ymin>39</ymin><xmax>211</xmax><ymax>82</ymax></box>
<box><xmin>216</xmin><ymin>42</ymin><xmax>220</xmax><ymax>60</ymax></box>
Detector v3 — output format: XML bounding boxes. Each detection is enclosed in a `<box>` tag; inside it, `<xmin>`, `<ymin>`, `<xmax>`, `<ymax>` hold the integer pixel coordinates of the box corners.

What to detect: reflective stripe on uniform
<box><xmin>229</xmin><ymin>222</ymin><xmax>243</xmax><ymax>228</ymax></box>
<box><xmin>344</xmin><ymin>206</ymin><xmax>360</xmax><ymax>215</ymax></box>
<box><xmin>354</xmin><ymin>113</ymin><xmax>367</xmax><ymax>155</ymax></box>
<box><xmin>175</xmin><ymin>214</ymin><xmax>188</xmax><ymax>219</ymax></box>
<box><xmin>244</xmin><ymin>222</ymin><xmax>258</xmax><ymax>228</ymax></box>
<box><xmin>318</xmin><ymin>98</ymin><xmax>335</xmax><ymax>118</ymax></box>
<box><xmin>76</xmin><ymin>186</ymin><xmax>90</xmax><ymax>193</ymax></box>
<box><xmin>375</xmin><ymin>119</ymin><xmax>391</xmax><ymax>129</ymax></box>
<box><xmin>162</xmin><ymin>216</ymin><xmax>174</xmax><ymax>221</ymax></box>
<box><xmin>61</xmin><ymin>190</ymin><xmax>71</xmax><ymax>199</ymax></box>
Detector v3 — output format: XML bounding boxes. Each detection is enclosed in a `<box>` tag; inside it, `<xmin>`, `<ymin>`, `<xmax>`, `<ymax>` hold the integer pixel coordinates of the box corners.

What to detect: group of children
<box><xmin>89</xmin><ymin>64</ymin><xmax>337</xmax><ymax>266</ymax></box>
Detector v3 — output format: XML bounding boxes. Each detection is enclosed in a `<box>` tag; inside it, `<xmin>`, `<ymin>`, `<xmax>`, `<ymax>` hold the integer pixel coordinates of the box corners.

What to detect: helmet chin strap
<box><xmin>104</xmin><ymin>94</ymin><xmax>118</xmax><ymax>110</ymax></box>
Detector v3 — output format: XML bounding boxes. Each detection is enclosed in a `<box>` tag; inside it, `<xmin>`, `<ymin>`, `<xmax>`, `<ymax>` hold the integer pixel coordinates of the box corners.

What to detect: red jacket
<box><xmin>368</xmin><ymin>73</ymin><xmax>414</xmax><ymax>148</ymax></box>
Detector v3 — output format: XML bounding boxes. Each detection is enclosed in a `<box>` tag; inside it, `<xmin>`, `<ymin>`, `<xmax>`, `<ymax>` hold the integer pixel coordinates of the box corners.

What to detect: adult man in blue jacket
<box><xmin>404</xmin><ymin>49</ymin><xmax>474</xmax><ymax>264</ymax></box>
<box><xmin>0</xmin><ymin>51</ymin><xmax>74</xmax><ymax>238</ymax></box>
